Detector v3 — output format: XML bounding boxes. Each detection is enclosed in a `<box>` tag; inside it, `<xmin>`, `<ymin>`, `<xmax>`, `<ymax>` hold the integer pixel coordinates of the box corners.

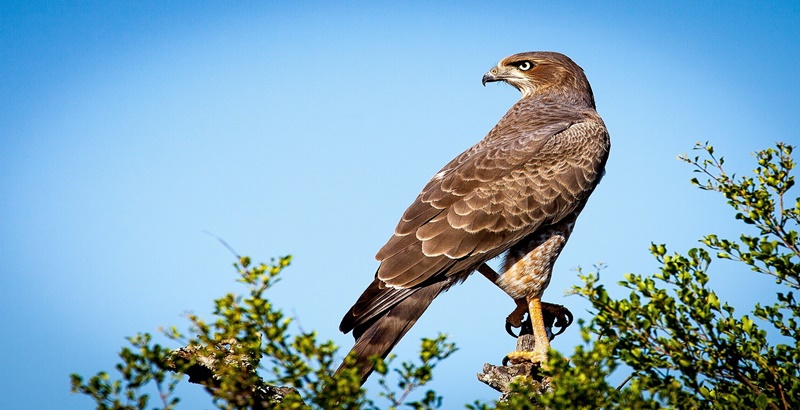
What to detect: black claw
<box><xmin>505</xmin><ymin>321</ymin><xmax>519</xmax><ymax>338</ymax></box>
<box><xmin>551</xmin><ymin>308</ymin><xmax>574</xmax><ymax>337</ymax></box>
<box><xmin>502</xmin><ymin>355</ymin><xmax>510</xmax><ymax>366</ymax></box>
<box><xmin>540</xmin><ymin>303</ymin><xmax>575</xmax><ymax>340</ymax></box>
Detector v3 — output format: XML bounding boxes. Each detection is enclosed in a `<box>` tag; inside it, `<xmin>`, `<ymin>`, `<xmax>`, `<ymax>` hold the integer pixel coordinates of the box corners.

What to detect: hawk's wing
<box><xmin>343</xmin><ymin>115</ymin><xmax>608</xmax><ymax>329</ymax></box>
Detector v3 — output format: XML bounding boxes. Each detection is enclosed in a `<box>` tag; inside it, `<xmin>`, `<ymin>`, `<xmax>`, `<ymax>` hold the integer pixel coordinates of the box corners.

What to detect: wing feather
<box><xmin>376</xmin><ymin>119</ymin><xmax>607</xmax><ymax>287</ymax></box>
<box><xmin>348</xmin><ymin>109</ymin><xmax>609</xmax><ymax>335</ymax></box>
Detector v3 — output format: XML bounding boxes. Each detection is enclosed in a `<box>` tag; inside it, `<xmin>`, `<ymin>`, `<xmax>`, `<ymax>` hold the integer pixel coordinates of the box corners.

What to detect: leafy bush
<box><xmin>73</xmin><ymin>143</ymin><xmax>800</xmax><ymax>409</ymax></box>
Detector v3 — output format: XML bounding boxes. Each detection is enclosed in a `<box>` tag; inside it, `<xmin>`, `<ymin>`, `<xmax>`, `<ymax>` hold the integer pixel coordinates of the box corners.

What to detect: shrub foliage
<box><xmin>73</xmin><ymin>143</ymin><xmax>800</xmax><ymax>409</ymax></box>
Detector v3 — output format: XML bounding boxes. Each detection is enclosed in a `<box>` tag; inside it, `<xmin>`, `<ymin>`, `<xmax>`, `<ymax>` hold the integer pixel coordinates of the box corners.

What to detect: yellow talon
<box><xmin>505</xmin><ymin>350</ymin><xmax>548</xmax><ymax>365</ymax></box>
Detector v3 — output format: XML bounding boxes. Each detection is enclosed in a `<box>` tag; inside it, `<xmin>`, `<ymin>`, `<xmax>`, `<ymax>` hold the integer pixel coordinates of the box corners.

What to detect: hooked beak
<box><xmin>482</xmin><ymin>71</ymin><xmax>499</xmax><ymax>86</ymax></box>
<box><xmin>482</xmin><ymin>66</ymin><xmax>512</xmax><ymax>86</ymax></box>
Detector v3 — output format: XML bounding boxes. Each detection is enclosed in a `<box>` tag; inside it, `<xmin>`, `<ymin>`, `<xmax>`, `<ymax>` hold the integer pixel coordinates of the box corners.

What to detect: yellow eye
<box><xmin>517</xmin><ymin>61</ymin><xmax>532</xmax><ymax>71</ymax></box>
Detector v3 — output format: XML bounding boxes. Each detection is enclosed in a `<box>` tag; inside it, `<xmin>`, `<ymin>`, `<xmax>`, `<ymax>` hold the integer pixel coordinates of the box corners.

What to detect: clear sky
<box><xmin>2</xmin><ymin>1</ymin><xmax>799</xmax><ymax>408</ymax></box>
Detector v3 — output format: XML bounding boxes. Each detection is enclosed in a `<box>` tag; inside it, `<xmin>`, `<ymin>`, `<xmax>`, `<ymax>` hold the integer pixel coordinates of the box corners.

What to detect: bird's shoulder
<box><xmin>424</xmin><ymin>107</ymin><xmax>606</xmax><ymax>200</ymax></box>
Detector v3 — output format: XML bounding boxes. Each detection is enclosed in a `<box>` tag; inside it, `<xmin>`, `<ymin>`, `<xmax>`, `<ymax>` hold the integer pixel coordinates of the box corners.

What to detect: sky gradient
<box><xmin>2</xmin><ymin>1</ymin><xmax>799</xmax><ymax>408</ymax></box>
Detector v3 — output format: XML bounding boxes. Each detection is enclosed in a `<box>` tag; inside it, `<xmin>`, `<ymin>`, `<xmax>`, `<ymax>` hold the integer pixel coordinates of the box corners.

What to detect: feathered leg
<box><xmin>478</xmin><ymin>264</ymin><xmax>573</xmax><ymax>339</ymax></box>
<box><xmin>476</xmin><ymin>216</ymin><xmax>576</xmax><ymax>365</ymax></box>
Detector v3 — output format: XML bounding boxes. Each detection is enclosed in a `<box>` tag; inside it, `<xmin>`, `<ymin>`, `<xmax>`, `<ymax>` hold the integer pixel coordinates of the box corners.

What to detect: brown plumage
<box><xmin>339</xmin><ymin>51</ymin><xmax>610</xmax><ymax>382</ymax></box>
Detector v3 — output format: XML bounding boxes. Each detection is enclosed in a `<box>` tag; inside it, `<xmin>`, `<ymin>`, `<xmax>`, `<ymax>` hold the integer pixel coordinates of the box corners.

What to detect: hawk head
<box><xmin>482</xmin><ymin>51</ymin><xmax>595</xmax><ymax>108</ymax></box>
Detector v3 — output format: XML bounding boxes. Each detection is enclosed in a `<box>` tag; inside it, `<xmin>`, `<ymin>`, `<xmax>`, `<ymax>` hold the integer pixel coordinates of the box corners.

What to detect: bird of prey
<box><xmin>339</xmin><ymin>51</ymin><xmax>610</xmax><ymax>383</ymax></box>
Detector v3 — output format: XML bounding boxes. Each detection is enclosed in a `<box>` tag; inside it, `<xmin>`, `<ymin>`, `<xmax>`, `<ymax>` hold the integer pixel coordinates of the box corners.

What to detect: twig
<box><xmin>616</xmin><ymin>373</ymin><xmax>634</xmax><ymax>390</ymax></box>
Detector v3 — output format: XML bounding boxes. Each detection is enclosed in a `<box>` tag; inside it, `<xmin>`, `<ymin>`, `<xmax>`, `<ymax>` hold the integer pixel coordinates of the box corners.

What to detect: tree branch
<box><xmin>167</xmin><ymin>342</ymin><xmax>304</xmax><ymax>409</ymax></box>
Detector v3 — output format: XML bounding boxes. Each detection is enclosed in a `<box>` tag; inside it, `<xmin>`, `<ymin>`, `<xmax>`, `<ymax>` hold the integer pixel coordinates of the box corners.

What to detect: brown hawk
<box><xmin>339</xmin><ymin>51</ymin><xmax>610</xmax><ymax>382</ymax></box>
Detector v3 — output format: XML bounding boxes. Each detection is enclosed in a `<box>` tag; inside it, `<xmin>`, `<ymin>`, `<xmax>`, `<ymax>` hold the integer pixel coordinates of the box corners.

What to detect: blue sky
<box><xmin>2</xmin><ymin>1</ymin><xmax>799</xmax><ymax>408</ymax></box>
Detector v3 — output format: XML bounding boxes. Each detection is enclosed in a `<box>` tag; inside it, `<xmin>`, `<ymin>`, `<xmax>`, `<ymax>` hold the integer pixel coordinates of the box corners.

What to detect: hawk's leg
<box><xmin>479</xmin><ymin>217</ymin><xmax>577</xmax><ymax>366</ymax></box>
<box><xmin>478</xmin><ymin>263</ymin><xmax>573</xmax><ymax>339</ymax></box>
<box><xmin>504</xmin><ymin>298</ymin><xmax>529</xmax><ymax>335</ymax></box>
<box><xmin>505</xmin><ymin>298</ymin><xmax>549</xmax><ymax>365</ymax></box>
<box><xmin>477</xmin><ymin>264</ymin><xmax>528</xmax><ymax>334</ymax></box>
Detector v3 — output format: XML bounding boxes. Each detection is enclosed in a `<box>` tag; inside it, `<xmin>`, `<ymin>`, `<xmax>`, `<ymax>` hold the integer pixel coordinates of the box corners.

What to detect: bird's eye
<box><xmin>517</xmin><ymin>61</ymin><xmax>533</xmax><ymax>71</ymax></box>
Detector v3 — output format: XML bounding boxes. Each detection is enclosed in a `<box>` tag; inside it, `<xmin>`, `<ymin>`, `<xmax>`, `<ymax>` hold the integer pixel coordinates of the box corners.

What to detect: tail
<box><xmin>337</xmin><ymin>279</ymin><xmax>447</xmax><ymax>384</ymax></box>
